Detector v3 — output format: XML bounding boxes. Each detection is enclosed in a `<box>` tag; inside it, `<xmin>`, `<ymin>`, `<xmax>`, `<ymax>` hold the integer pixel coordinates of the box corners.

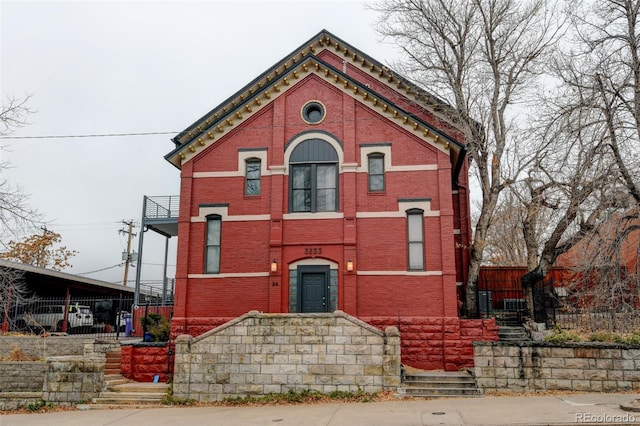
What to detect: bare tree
<box><xmin>562</xmin><ymin>208</ymin><xmax>640</xmax><ymax>332</ymax></box>
<box><xmin>0</xmin><ymin>266</ymin><xmax>36</xmax><ymax>332</ymax></box>
<box><xmin>371</xmin><ymin>0</ymin><xmax>564</xmax><ymax>316</ymax></box>
<box><xmin>480</xmin><ymin>193</ymin><xmax>528</xmax><ymax>266</ymax></box>
<box><xmin>520</xmin><ymin>0</ymin><xmax>640</xmax><ymax>322</ymax></box>
<box><xmin>0</xmin><ymin>96</ymin><xmax>40</xmax><ymax>243</ymax></box>
<box><xmin>513</xmin><ymin>103</ymin><xmax>619</xmax><ymax>319</ymax></box>
<box><xmin>564</xmin><ymin>0</ymin><xmax>640</xmax><ymax>204</ymax></box>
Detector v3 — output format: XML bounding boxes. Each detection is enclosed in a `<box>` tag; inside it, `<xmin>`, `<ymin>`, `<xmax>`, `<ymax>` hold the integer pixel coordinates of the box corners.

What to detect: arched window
<box><xmin>289</xmin><ymin>139</ymin><xmax>338</xmax><ymax>212</ymax></box>
<box><xmin>406</xmin><ymin>209</ymin><xmax>425</xmax><ymax>270</ymax></box>
<box><xmin>368</xmin><ymin>153</ymin><xmax>385</xmax><ymax>192</ymax></box>
<box><xmin>245</xmin><ymin>158</ymin><xmax>261</xmax><ymax>195</ymax></box>
<box><xmin>205</xmin><ymin>214</ymin><xmax>222</xmax><ymax>273</ymax></box>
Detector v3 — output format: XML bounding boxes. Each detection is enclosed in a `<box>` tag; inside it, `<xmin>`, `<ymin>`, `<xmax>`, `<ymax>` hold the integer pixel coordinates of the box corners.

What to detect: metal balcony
<box><xmin>142</xmin><ymin>195</ymin><xmax>179</xmax><ymax>237</ymax></box>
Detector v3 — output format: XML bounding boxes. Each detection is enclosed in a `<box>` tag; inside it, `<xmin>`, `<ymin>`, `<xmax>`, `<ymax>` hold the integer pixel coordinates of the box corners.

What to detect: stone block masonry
<box><xmin>474</xmin><ymin>341</ymin><xmax>640</xmax><ymax>393</ymax></box>
<box><xmin>0</xmin><ymin>336</ymin><xmax>91</xmax><ymax>359</ymax></box>
<box><xmin>173</xmin><ymin>311</ymin><xmax>401</xmax><ymax>401</ymax></box>
<box><xmin>0</xmin><ymin>361</ymin><xmax>46</xmax><ymax>392</ymax></box>
<box><xmin>42</xmin><ymin>356</ymin><xmax>105</xmax><ymax>405</ymax></box>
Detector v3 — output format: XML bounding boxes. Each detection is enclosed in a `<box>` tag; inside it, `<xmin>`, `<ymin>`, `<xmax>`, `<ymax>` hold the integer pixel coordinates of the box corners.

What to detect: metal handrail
<box><xmin>144</xmin><ymin>195</ymin><xmax>179</xmax><ymax>220</ymax></box>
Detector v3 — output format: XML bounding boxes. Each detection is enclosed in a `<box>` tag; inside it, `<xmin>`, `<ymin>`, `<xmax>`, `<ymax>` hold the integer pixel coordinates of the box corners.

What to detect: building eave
<box><xmin>166</xmin><ymin>57</ymin><xmax>463</xmax><ymax>169</ymax></box>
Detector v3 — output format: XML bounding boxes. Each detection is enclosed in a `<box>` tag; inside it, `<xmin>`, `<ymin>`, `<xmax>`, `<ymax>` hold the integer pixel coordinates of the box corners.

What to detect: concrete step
<box><xmin>498</xmin><ymin>326</ymin><xmax>529</xmax><ymax>341</ymax></box>
<box><xmin>404</xmin><ymin>379</ymin><xmax>477</xmax><ymax>389</ymax></box>
<box><xmin>85</xmin><ymin>402</ymin><xmax>168</xmax><ymax>410</ymax></box>
<box><xmin>104</xmin><ymin>374</ymin><xmax>131</xmax><ymax>387</ymax></box>
<box><xmin>401</xmin><ymin>371</ymin><xmax>482</xmax><ymax>398</ymax></box>
<box><xmin>108</xmin><ymin>382</ymin><xmax>169</xmax><ymax>393</ymax></box>
<box><xmin>97</xmin><ymin>391</ymin><xmax>166</xmax><ymax>400</ymax></box>
<box><xmin>404</xmin><ymin>371</ymin><xmax>476</xmax><ymax>382</ymax></box>
<box><xmin>400</xmin><ymin>386</ymin><xmax>484</xmax><ymax>397</ymax></box>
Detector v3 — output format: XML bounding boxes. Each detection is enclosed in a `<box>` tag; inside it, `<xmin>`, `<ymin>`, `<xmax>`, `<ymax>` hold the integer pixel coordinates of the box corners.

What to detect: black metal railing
<box><xmin>1</xmin><ymin>295</ymin><xmax>172</xmax><ymax>340</ymax></box>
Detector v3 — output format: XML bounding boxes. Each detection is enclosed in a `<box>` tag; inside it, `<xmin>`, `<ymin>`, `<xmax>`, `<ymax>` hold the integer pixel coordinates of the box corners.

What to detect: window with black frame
<box><xmin>245</xmin><ymin>158</ymin><xmax>261</xmax><ymax>195</ymax></box>
<box><xmin>368</xmin><ymin>153</ymin><xmax>385</xmax><ymax>192</ymax></box>
<box><xmin>289</xmin><ymin>139</ymin><xmax>339</xmax><ymax>213</ymax></box>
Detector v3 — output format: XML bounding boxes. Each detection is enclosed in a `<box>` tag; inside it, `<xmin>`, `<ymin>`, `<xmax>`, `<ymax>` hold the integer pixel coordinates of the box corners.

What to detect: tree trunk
<box><xmin>521</xmin><ymin>267</ymin><xmax>543</xmax><ymax>320</ymax></box>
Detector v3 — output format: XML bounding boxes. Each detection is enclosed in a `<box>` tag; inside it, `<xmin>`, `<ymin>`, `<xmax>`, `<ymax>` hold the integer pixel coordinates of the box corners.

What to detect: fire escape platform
<box><xmin>142</xmin><ymin>196</ymin><xmax>179</xmax><ymax>237</ymax></box>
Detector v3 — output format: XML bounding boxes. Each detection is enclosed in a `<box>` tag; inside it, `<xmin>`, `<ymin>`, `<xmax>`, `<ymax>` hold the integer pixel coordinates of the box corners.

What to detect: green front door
<box><xmin>298</xmin><ymin>266</ymin><xmax>329</xmax><ymax>313</ymax></box>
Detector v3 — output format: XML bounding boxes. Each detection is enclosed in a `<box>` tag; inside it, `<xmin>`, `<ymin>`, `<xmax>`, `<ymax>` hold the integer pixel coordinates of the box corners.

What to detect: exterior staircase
<box><xmin>399</xmin><ymin>370</ymin><xmax>483</xmax><ymax>398</ymax></box>
<box><xmin>104</xmin><ymin>349</ymin><xmax>122</xmax><ymax>376</ymax></box>
<box><xmin>89</xmin><ymin>349</ymin><xmax>169</xmax><ymax>409</ymax></box>
<box><xmin>498</xmin><ymin>325</ymin><xmax>529</xmax><ymax>342</ymax></box>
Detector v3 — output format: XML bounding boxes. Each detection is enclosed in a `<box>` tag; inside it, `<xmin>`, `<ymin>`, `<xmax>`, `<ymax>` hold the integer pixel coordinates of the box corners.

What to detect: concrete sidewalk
<box><xmin>1</xmin><ymin>393</ymin><xmax>640</xmax><ymax>426</ymax></box>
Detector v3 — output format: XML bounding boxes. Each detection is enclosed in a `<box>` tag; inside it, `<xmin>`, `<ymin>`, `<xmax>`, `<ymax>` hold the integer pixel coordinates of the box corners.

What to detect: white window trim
<box><xmin>356</xmin><ymin>199</ymin><xmax>439</xmax><ymax>218</ymax></box>
<box><xmin>192</xmin><ymin>205</ymin><xmax>270</xmax><ymax>222</ymax></box>
<box><xmin>193</xmin><ymin>149</ymin><xmax>270</xmax><ymax>178</ymax></box>
<box><xmin>282</xmin><ymin>132</ymin><xmax>344</xmax><ymax>175</ymax></box>
<box><xmin>356</xmin><ymin>145</ymin><xmax>438</xmax><ymax>173</ymax></box>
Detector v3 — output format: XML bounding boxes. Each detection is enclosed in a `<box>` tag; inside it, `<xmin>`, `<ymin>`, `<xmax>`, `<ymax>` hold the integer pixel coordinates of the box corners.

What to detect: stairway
<box><xmin>91</xmin><ymin>378</ymin><xmax>169</xmax><ymax>409</ymax></box>
<box><xmin>498</xmin><ymin>326</ymin><xmax>529</xmax><ymax>342</ymax></box>
<box><xmin>89</xmin><ymin>349</ymin><xmax>169</xmax><ymax>409</ymax></box>
<box><xmin>399</xmin><ymin>370</ymin><xmax>483</xmax><ymax>398</ymax></box>
<box><xmin>104</xmin><ymin>349</ymin><xmax>122</xmax><ymax>376</ymax></box>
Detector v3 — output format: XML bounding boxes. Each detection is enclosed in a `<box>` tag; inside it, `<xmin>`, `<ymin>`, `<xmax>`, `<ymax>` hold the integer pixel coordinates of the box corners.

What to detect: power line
<box><xmin>78</xmin><ymin>264</ymin><xmax>122</xmax><ymax>275</ymax></box>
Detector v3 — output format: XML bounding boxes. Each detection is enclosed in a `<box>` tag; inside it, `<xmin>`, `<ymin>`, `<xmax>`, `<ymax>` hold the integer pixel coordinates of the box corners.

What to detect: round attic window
<box><xmin>301</xmin><ymin>101</ymin><xmax>325</xmax><ymax>124</ymax></box>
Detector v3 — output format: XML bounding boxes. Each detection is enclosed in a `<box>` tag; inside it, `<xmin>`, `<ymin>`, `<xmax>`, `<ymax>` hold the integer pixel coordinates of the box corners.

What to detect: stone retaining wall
<box><xmin>474</xmin><ymin>341</ymin><xmax>640</xmax><ymax>393</ymax></box>
<box><xmin>0</xmin><ymin>361</ymin><xmax>46</xmax><ymax>392</ymax></box>
<box><xmin>173</xmin><ymin>310</ymin><xmax>401</xmax><ymax>401</ymax></box>
<box><xmin>0</xmin><ymin>336</ymin><xmax>90</xmax><ymax>359</ymax></box>
<box><xmin>42</xmin><ymin>356</ymin><xmax>105</xmax><ymax>405</ymax></box>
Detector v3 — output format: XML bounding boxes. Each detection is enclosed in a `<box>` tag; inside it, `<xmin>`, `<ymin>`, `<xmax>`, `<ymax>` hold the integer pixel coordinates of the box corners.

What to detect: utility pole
<box><xmin>119</xmin><ymin>220</ymin><xmax>137</xmax><ymax>287</ymax></box>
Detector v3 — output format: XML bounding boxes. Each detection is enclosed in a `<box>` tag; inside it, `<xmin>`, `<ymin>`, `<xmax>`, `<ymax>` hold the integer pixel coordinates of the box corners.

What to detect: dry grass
<box><xmin>0</xmin><ymin>346</ymin><xmax>38</xmax><ymax>362</ymax></box>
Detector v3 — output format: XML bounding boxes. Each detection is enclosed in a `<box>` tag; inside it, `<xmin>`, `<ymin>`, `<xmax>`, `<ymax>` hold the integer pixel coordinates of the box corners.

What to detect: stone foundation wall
<box><xmin>173</xmin><ymin>311</ymin><xmax>401</xmax><ymax>401</ymax></box>
<box><xmin>0</xmin><ymin>336</ymin><xmax>91</xmax><ymax>359</ymax></box>
<box><xmin>173</xmin><ymin>315</ymin><xmax>498</xmax><ymax>371</ymax></box>
<box><xmin>42</xmin><ymin>356</ymin><xmax>105</xmax><ymax>405</ymax></box>
<box><xmin>363</xmin><ymin>316</ymin><xmax>498</xmax><ymax>370</ymax></box>
<box><xmin>474</xmin><ymin>341</ymin><xmax>640</xmax><ymax>393</ymax></box>
<box><xmin>121</xmin><ymin>342</ymin><xmax>172</xmax><ymax>382</ymax></box>
<box><xmin>0</xmin><ymin>361</ymin><xmax>46</xmax><ymax>392</ymax></box>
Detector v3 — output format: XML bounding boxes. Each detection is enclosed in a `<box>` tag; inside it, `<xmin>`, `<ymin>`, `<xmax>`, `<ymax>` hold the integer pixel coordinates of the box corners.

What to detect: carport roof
<box><xmin>0</xmin><ymin>259</ymin><xmax>134</xmax><ymax>295</ymax></box>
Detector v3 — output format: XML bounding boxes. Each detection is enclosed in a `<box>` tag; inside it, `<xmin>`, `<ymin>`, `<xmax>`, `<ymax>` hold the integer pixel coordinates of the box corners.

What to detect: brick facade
<box><xmin>121</xmin><ymin>343</ymin><xmax>172</xmax><ymax>383</ymax></box>
<box><xmin>167</xmin><ymin>30</ymin><xmax>490</xmax><ymax>370</ymax></box>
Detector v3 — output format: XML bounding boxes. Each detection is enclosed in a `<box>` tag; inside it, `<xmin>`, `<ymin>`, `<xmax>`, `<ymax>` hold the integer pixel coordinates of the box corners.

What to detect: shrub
<box><xmin>544</xmin><ymin>328</ymin><xmax>582</xmax><ymax>343</ymax></box>
<box><xmin>140</xmin><ymin>313</ymin><xmax>170</xmax><ymax>342</ymax></box>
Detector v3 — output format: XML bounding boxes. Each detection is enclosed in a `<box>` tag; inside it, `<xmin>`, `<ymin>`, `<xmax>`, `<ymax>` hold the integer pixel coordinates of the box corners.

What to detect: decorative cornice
<box><xmin>166</xmin><ymin>30</ymin><xmax>464</xmax><ymax>170</ymax></box>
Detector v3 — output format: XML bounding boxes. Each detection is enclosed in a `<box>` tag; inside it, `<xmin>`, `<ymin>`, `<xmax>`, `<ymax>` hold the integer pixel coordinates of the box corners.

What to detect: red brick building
<box><xmin>166</xmin><ymin>30</ymin><xmax>496</xmax><ymax>370</ymax></box>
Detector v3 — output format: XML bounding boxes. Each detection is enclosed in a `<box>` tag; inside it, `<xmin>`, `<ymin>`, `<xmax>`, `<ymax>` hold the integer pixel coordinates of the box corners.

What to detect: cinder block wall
<box><xmin>474</xmin><ymin>341</ymin><xmax>640</xmax><ymax>393</ymax></box>
<box><xmin>173</xmin><ymin>310</ymin><xmax>401</xmax><ymax>401</ymax></box>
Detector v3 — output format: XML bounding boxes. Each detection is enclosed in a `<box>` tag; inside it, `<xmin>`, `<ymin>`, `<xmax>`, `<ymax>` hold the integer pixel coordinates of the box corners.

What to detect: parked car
<box><xmin>15</xmin><ymin>305</ymin><xmax>94</xmax><ymax>334</ymax></box>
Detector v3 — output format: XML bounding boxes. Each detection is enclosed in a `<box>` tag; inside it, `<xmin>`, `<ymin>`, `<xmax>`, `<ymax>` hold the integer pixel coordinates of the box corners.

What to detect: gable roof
<box><xmin>166</xmin><ymin>29</ymin><xmax>466</xmax><ymax>178</ymax></box>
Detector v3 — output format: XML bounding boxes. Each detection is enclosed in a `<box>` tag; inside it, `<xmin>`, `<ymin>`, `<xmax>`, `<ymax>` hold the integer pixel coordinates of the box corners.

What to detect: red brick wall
<box><xmin>172</xmin><ymin>61</ymin><xmax>475</xmax><ymax>369</ymax></box>
<box><xmin>121</xmin><ymin>344</ymin><xmax>173</xmax><ymax>383</ymax></box>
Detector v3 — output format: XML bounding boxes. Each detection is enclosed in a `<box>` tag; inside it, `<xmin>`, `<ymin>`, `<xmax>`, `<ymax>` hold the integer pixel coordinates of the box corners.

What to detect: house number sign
<box><xmin>304</xmin><ymin>247</ymin><xmax>322</xmax><ymax>255</ymax></box>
